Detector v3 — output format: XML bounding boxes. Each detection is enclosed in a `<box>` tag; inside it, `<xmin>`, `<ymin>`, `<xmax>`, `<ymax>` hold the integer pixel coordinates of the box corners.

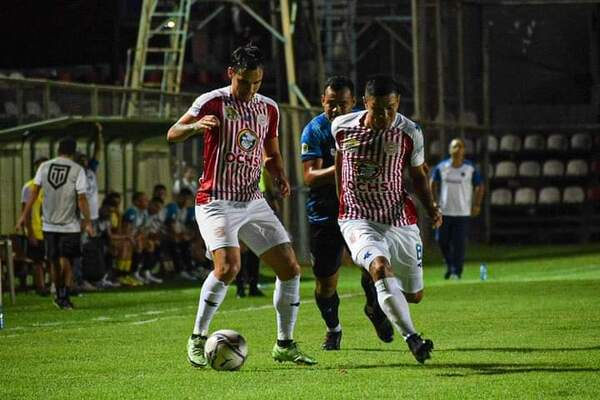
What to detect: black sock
<box><xmin>57</xmin><ymin>287</ymin><xmax>68</xmax><ymax>299</ymax></box>
<box><xmin>277</xmin><ymin>339</ymin><xmax>293</xmax><ymax>348</ymax></box>
<box><xmin>191</xmin><ymin>333</ymin><xmax>207</xmax><ymax>340</ymax></box>
<box><xmin>315</xmin><ymin>291</ymin><xmax>340</xmax><ymax>330</ymax></box>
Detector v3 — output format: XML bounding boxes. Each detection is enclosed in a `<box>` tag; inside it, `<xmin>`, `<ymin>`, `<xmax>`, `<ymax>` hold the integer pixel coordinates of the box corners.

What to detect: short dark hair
<box><xmin>230</xmin><ymin>44</ymin><xmax>264</xmax><ymax>71</ymax></box>
<box><xmin>58</xmin><ymin>137</ymin><xmax>77</xmax><ymax>156</ymax></box>
<box><xmin>132</xmin><ymin>191</ymin><xmax>146</xmax><ymax>203</ymax></box>
<box><xmin>364</xmin><ymin>75</ymin><xmax>400</xmax><ymax>97</ymax></box>
<box><xmin>324</xmin><ymin>76</ymin><xmax>354</xmax><ymax>95</ymax></box>
<box><xmin>178</xmin><ymin>188</ymin><xmax>193</xmax><ymax>198</ymax></box>
<box><xmin>153</xmin><ymin>184</ymin><xmax>167</xmax><ymax>193</ymax></box>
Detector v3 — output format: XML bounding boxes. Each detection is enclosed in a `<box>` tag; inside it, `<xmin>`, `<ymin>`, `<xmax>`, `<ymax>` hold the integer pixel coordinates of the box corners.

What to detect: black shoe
<box><xmin>321</xmin><ymin>330</ymin><xmax>342</xmax><ymax>351</ymax></box>
<box><xmin>406</xmin><ymin>333</ymin><xmax>434</xmax><ymax>364</ymax></box>
<box><xmin>53</xmin><ymin>297</ymin><xmax>71</xmax><ymax>310</ymax></box>
<box><xmin>248</xmin><ymin>286</ymin><xmax>265</xmax><ymax>297</ymax></box>
<box><xmin>236</xmin><ymin>287</ymin><xmax>246</xmax><ymax>298</ymax></box>
<box><xmin>63</xmin><ymin>297</ymin><xmax>75</xmax><ymax>309</ymax></box>
<box><xmin>364</xmin><ymin>305</ymin><xmax>394</xmax><ymax>343</ymax></box>
<box><xmin>444</xmin><ymin>271</ymin><xmax>451</xmax><ymax>280</ymax></box>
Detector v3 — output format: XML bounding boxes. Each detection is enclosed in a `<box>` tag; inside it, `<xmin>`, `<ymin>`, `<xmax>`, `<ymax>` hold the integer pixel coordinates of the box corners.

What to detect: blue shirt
<box><xmin>164</xmin><ymin>202</ymin><xmax>195</xmax><ymax>233</ymax></box>
<box><xmin>432</xmin><ymin>158</ymin><xmax>483</xmax><ymax>216</ymax></box>
<box><xmin>300</xmin><ymin>113</ymin><xmax>338</xmax><ymax>225</ymax></box>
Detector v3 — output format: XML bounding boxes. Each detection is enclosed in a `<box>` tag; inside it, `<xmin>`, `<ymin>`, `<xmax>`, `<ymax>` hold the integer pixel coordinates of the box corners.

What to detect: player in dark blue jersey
<box><xmin>300</xmin><ymin>76</ymin><xmax>393</xmax><ymax>350</ymax></box>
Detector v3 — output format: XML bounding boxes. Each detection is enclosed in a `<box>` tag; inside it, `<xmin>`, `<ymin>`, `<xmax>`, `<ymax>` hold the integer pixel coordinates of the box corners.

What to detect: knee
<box><xmin>315</xmin><ymin>277</ymin><xmax>337</xmax><ymax>298</ymax></box>
<box><xmin>279</xmin><ymin>259</ymin><xmax>301</xmax><ymax>280</ymax></box>
<box><xmin>369</xmin><ymin>257</ymin><xmax>392</xmax><ymax>281</ymax></box>
<box><xmin>404</xmin><ymin>290</ymin><xmax>424</xmax><ymax>304</ymax></box>
<box><xmin>214</xmin><ymin>261</ymin><xmax>241</xmax><ymax>283</ymax></box>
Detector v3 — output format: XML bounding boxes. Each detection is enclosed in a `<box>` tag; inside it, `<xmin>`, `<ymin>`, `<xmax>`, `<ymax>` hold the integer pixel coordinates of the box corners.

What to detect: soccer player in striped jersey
<box><xmin>332</xmin><ymin>76</ymin><xmax>442</xmax><ymax>363</ymax></box>
<box><xmin>167</xmin><ymin>44</ymin><xmax>316</xmax><ymax>367</ymax></box>
<box><xmin>301</xmin><ymin>76</ymin><xmax>393</xmax><ymax>350</ymax></box>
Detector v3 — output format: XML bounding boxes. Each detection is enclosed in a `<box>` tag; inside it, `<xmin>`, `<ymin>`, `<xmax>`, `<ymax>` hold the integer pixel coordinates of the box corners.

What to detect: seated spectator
<box><xmin>139</xmin><ymin>196</ymin><xmax>165</xmax><ymax>283</ymax></box>
<box><xmin>152</xmin><ymin>183</ymin><xmax>168</xmax><ymax>203</ymax></box>
<box><xmin>122</xmin><ymin>192</ymin><xmax>150</xmax><ymax>285</ymax></box>
<box><xmin>162</xmin><ymin>188</ymin><xmax>198</xmax><ymax>280</ymax></box>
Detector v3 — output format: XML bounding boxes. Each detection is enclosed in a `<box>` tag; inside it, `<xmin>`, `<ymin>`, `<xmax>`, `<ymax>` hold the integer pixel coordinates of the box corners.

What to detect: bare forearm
<box><xmin>264</xmin><ymin>153</ymin><xmax>285</xmax><ymax>178</ymax></box>
<box><xmin>167</xmin><ymin>123</ymin><xmax>202</xmax><ymax>143</ymax></box>
<box><xmin>413</xmin><ymin>174</ymin><xmax>437</xmax><ymax>215</ymax></box>
<box><xmin>473</xmin><ymin>185</ymin><xmax>485</xmax><ymax>207</ymax></box>
<box><xmin>305</xmin><ymin>165</ymin><xmax>336</xmax><ymax>188</ymax></box>
<box><xmin>78</xmin><ymin>197</ymin><xmax>92</xmax><ymax>222</ymax></box>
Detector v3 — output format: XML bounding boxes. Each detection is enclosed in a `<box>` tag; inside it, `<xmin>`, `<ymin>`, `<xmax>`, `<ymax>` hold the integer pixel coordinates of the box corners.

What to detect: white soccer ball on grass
<box><xmin>204</xmin><ymin>329</ymin><xmax>248</xmax><ymax>371</ymax></box>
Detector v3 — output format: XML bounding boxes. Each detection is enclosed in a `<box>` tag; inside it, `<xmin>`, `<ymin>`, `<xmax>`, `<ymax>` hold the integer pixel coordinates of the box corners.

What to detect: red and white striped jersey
<box><xmin>332</xmin><ymin>110</ymin><xmax>425</xmax><ymax>227</ymax></box>
<box><xmin>186</xmin><ymin>86</ymin><xmax>279</xmax><ymax>205</ymax></box>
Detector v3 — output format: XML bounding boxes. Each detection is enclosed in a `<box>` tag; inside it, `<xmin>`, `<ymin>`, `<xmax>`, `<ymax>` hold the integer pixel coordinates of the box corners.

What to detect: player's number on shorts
<box><xmin>415</xmin><ymin>244</ymin><xmax>423</xmax><ymax>267</ymax></box>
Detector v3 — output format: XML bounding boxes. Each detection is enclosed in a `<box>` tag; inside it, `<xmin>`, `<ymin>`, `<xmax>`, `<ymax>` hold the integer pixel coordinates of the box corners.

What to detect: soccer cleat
<box><xmin>406</xmin><ymin>333</ymin><xmax>434</xmax><ymax>364</ymax></box>
<box><xmin>144</xmin><ymin>270</ymin><xmax>163</xmax><ymax>284</ymax></box>
<box><xmin>53</xmin><ymin>297</ymin><xmax>73</xmax><ymax>310</ymax></box>
<box><xmin>272</xmin><ymin>342</ymin><xmax>317</xmax><ymax>365</ymax></box>
<box><xmin>321</xmin><ymin>331</ymin><xmax>342</xmax><ymax>351</ymax></box>
<box><xmin>364</xmin><ymin>305</ymin><xmax>394</xmax><ymax>343</ymax></box>
<box><xmin>187</xmin><ymin>335</ymin><xmax>208</xmax><ymax>368</ymax></box>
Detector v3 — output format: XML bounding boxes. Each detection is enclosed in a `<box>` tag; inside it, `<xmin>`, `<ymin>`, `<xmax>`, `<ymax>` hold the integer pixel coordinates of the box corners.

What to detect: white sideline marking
<box><xmin>0</xmin><ymin>293</ymin><xmax>361</xmax><ymax>335</ymax></box>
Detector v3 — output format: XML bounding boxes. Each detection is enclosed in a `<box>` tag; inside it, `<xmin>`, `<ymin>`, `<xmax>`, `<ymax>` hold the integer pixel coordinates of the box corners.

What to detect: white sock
<box><xmin>327</xmin><ymin>324</ymin><xmax>342</xmax><ymax>333</ymax></box>
<box><xmin>374</xmin><ymin>277</ymin><xmax>416</xmax><ymax>337</ymax></box>
<box><xmin>273</xmin><ymin>275</ymin><xmax>300</xmax><ymax>341</ymax></box>
<box><xmin>192</xmin><ymin>272</ymin><xmax>228</xmax><ymax>336</ymax></box>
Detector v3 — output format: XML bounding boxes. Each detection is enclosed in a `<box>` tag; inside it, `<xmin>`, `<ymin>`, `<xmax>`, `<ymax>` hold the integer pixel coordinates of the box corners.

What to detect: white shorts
<box><xmin>339</xmin><ymin>219</ymin><xmax>424</xmax><ymax>293</ymax></box>
<box><xmin>195</xmin><ymin>199</ymin><xmax>290</xmax><ymax>257</ymax></box>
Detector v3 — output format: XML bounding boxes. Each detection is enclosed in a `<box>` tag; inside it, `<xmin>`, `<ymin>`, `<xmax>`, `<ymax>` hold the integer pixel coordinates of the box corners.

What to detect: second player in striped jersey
<box><xmin>332</xmin><ymin>75</ymin><xmax>442</xmax><ymax>364</ymax></box>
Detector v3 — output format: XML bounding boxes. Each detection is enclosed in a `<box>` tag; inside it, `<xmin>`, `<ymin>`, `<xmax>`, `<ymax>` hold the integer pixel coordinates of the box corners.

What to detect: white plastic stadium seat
<box><xmin>570</xmin><ymin>133</ymin><xmax>592</xmax><ymax>150</ymax></box>
<box><xmin>563</xmin><ymin>186</ymin><xmax>585</xmax><ymax>204</ymax></box>
<box><xmin>9</xmin><ymin>71</ymin><xmax>25</xmax><ymax>79</ymax></box>
<box><xmin>491</xmin><ymin>188</ymin><xmax>512</xmax><ymax>206</ymax></box>
<box><xmin>523</xmin><ymin>134</ymin><xmax>545</xmax><ymax>151</ymax></box>
<box><xmin>4</xmin><ymin>101</ymin><xmax>18</xmax><ymax>117</ymax></box>
<box><xmin>547</xmin><ymin>134</ymin><xmax>568</xmax><ymax>151</ymax></box>
<box><xmin>538</xmin><ymin>187</ymin><xmax>561</xmax><ymax>204</ymax></box>
<box><xmin>495</xmin><ymin>161</ymin><xmax>517</xmax><ymax>178</ymax></box>
<box><xmin>518</xmin><ymin>161</ymin><xmax>541</xmax><ymax>177</ymax></box>
<box><xmin>542</xmin><ymin>160</ymin><xmax>564</xmax><ymax>177</ymax></box>
<box><xmin>478</xmin><ymin>135</ymin><xmax>498</xmax><ymax>153</ymax></box>
<box><xmin>429</xmin><ymin>140</ymin><xmax>442</xmax><ymax>157</ymax></box>
<box><xmin>514</xmin><ymin>188</ymin><xmax>536</xmax><ymax>205</ymax></box>
<box><xmin>26</xmin><ymin>101</ymin><xmax>42</xmax><ymax>118</ymax></box>
<box><xmin>48</xmin><ymin>101</ymin><xmax>63</xmax><ymax>117</ymax></box>
<box><xmin>565</xmin><ymin>159</ymin><xmax>589</xmax><ymax>176</ymax></box>
<box><xmin>499</xmin><ymin>134</ymin><xmax>521</xmax><ymax>152</ymax></box>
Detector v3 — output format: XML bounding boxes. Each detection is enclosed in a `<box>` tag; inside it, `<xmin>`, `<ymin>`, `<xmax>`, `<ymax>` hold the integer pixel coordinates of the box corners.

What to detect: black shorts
<box><xmin>309</xmin><ymin>223</ymin><xmax>346</xmax><ymax>278</ymax></box>
<box><xmin>26</xmin><ymin>241</ymin><xmax>46</xmax><ymax>263</ymax></box>
<box><xmin>44</xmin><ymin>232</ymin><xmax>81</xmax><ymax>262</ymax></box>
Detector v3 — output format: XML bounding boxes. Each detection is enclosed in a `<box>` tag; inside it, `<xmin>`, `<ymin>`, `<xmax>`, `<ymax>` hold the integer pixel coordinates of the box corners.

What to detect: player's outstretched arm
<box><xmin>410</xmin><ymin>164</ymin><xmax>442</xmax><ymax>228</ymax></box>
<box><xmin>15</xmin><ymin>184</ymin><xmax>40</xmax><ymax>231</ymax></box>
<box><xmin>167</xmin><ymin>113</ymin><xmax>219</xmax><ymax>143</ymax></box>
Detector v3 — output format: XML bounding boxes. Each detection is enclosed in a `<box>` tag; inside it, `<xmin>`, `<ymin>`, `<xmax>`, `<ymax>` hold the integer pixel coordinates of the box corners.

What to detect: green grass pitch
<box><xmin>1</xmin><ymin>244</ymin><xmax>599</xmax><ymax>399</ymax></box>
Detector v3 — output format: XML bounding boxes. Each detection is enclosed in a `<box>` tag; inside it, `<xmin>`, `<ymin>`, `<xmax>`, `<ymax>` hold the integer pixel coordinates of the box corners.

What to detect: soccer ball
<box><xmin>204</xmin><ymin>329</ymin><xmax>248</xmax><ymax>371</ymax></box>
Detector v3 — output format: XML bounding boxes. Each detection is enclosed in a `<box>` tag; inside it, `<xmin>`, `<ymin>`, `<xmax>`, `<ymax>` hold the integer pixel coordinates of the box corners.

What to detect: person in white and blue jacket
<box><xmin>431</xmin><ymin>138</ymin><xmax>485</xmax><ymax>279</ymax></box>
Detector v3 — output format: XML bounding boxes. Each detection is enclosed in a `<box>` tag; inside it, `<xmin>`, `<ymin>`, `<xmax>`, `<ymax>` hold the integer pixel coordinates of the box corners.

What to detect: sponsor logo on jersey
<box><xmin>224</xmin><ymin>106</ymin><xmax>240</xmax><ymax>121</ymax></box>
<box><xmin>225</xmin><ymin>152</ymin><xmax>262</xmax><ymax>167</ymax></box>
<box><xmin>47</xmin><ymin>164</ymin><xmax>71</xmax><ymax>189</ymax></box>
<box><xmin>257</xmin><ymin>113</ymin><xmax>268</xmax><ymax>127</ymax></box>
<box><xmin>384</xmin><ymin>141</ymin><xmax>398</xmax><ymax>155</ymax></box>
<box><xmin>342</xmin><ymin>137</ymin><xmax>360</xmax><ymax>153</ymax></box>
<box><xmin>237</xmin><ymin>128</ymin><xmax>258</xmax><ymax>152</ymax></box>
<box><xmin>354</xmin><ymin>160</ymin><xmax>382</xmax><ymax>180</ymax></box>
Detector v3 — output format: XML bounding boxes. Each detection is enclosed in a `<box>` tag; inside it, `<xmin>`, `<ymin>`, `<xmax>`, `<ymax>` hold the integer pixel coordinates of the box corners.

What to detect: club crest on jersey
<box><xmin>384</xmin><ymin>141</ymin><xmax>398</xmax><ymax>155</ymax></box>
<box><xmin>354</xmin><ymin>160</ymin><xmax>382</xmax><ymax>180</ymax></box>
<box><xmin>301</xmin><ymin>143</ymin><xmax>310</xmax><ymax>154</ymax></box>
<box><xmin>47</xmin><ymin>164</ymin><xmax>71</xmax><ymax>189</ymax></box>
<box><xmin>343</xmin><ymin>137</ymin><xmax>360</xmax><ymax>153</ymax></box>
<box><xmin>224</xmin><ymin>106</ymin><xmax>240</xmax><ymax>121</ymax></box>
<box><xmin>237</xmin><ymin>128</ymin><xmax>258</xmax><ymax>152</ymax></box>
<box><xmin>257</xmin><ymin>113</ymin><xmax>268</xmax><ymax>127</ymax></box>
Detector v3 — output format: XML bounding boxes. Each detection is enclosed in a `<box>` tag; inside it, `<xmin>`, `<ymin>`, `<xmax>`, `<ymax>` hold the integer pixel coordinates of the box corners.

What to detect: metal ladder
<box><xmin>128</xmin><ymin>0</ymin><xmax>193</xmax><ymax>116</ymax></box>
<box><xmin>317</xmin><ymin>0</ymin><xmax>357</xmax><ymax>84</ymax></box>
